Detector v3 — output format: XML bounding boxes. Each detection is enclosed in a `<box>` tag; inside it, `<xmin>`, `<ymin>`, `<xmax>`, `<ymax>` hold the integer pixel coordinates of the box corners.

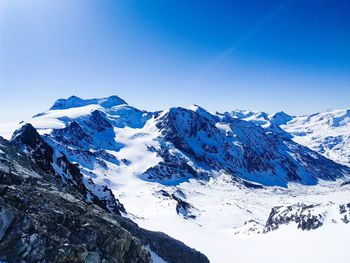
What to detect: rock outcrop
<box><xmin>264</xmin><ymin>202</ymin><xmax>350</xmax><ymax>232</ymax></box>
<box><xmin>0</xmin><ymin>130</ymin><xmax>209</xmax><ymax>263</ymax></box>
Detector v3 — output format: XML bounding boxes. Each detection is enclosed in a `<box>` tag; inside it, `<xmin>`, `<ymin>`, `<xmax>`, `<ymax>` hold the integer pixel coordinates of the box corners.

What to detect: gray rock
<box><xmin>0</xmin><ymin>132</ymin><xmax>209</xmax><ymax>263</ymax></box>
<box><xmin>0</xmin><ymin>208</ymin><xmax>14</xmax><ymax>241</ymax></box>
<box><xmin>84</xmin><ymin>252</ymin><xmax>101</xmax><ymax>263</ymax></box>
<box><xmin>263</xmin><ymin>202</ymin><xmax>350</xmax><ymax>232</ymax></box>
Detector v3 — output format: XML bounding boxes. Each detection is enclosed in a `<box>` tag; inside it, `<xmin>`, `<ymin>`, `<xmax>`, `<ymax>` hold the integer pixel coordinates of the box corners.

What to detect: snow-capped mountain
<box><xmin>2</xmin><ymin>95</ymin><xmax>350</xmax><ymax>263</ymax></box>
<box><xmin>231</xmin><ymin>108</ymin><xmax>350</xmax><ymax>167</ymax></box>
<box><xmin>281</xmin><ymin>109</ymin><xmax>350</xmax><ymax>167</ymax></box>
<box><xmin>23</xmin><ymin>96</ymin><xmax>350</xmax><ymax>188</ymax></box>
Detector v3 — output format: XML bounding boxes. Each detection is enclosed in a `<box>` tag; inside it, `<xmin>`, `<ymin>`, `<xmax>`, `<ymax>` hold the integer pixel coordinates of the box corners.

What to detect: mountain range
<box><xmin>1</xmin><ymin>95</ymin><xmax>349</xmax><ymax>263</ymax></box>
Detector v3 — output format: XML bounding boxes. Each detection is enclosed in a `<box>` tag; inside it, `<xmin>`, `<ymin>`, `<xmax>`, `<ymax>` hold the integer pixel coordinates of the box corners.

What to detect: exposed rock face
<box><xmin>118</xmin><ymin>219</ymin><xmax>209</xmax><ymax>263</ymax></box>
<box><xmin>155</xmin><ymin>190</ymin><xmax>199</xmax><ymax>219</ymax></box>
<box><xmin>0</xmin><ymin>129</ymin><xmax>210</xmax><ymax>263</ymax></box>
<box><xmin>11</xmin><ymin>123</ymin><xmax>55</xmax><ymax>174</ymax></box>
<box><xmin>142</xmin><ymin>146</ymin><xmax>207</xmax><ymax>184</ymax></box>
<box><xmin>153</xmin><ymin>106</ymin><xmax>350</xmax><ymax>187</ymax></box>
<box><xmin>11</xmin><ymin>124</ymin><xmax>126</xmax><ymax>216</ymax></box>
<box><xmin>0</xmin><ymin>137</ymin><xmax>150</xmax><ymax>263</ymax></box>
<box><xmin>85</xmin><ymin>110</ymin><xmax>113</xmax><ymax>132</ymax></box>
<box><xmin>270</xmin><ymin>111</ymin><xmax>293</xmax><ymax>126</ymax></box>
<box><xmin>264</xmin><ymin>202</ymin><xmax>350</xmax><ymax>232</ymax></box>
<box><xmin>339</xmin><ymin>203</ymin><xmax>350</xmax><ymax>223</ymax></box>
<box><xmin>264</xmin><ymin>203</ymin><xmax>326</xmax><ymax>232</ymax></box>
<box><xmin>52</xmin><ymin>121</ymin><xmax>93</xmax><ymax>150</ymax></box>
<box><xmin>0</xmin><ymin>174</ymin><xmax>151</xmax><ymax>263</ymax></box>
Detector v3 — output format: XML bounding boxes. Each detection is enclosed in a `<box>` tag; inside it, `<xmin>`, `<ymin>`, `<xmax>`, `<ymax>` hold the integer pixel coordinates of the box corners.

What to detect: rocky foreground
<box><xmin>0</xmin><ymin>132</ymin><xmax>209</xmax><ymax>263</ymax></box>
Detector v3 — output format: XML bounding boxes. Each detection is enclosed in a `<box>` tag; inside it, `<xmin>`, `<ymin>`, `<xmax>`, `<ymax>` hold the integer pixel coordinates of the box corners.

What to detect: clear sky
<box><xmin>0</xmin><ymin>0</ymin><xmax>349</xmax><ymax>123</ymax></box>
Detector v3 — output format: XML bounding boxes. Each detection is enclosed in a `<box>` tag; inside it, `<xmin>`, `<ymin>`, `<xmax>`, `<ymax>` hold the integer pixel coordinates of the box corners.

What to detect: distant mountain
<box><xmin>281</xmin><ymin>109</ymin><xmax>350</xmax><ymax>167</ymax></box>
<box><xmin>50</xmin><ymin>95</ymin><xmax>127</xmax><ymax>110</ymax></box>
<box><xmin>231</xmin><ymin>108</ymin><xmax>350</xmax><ymax>167</ymax></box>
<box><xmin>19</xmin><ymin>96</ymin><xmax>350</xmax><ymax>189</ymax></box>
<box><xmin>152</xmin><ymin>105</ymin><xmax>349</xmax><ymax>186</ymax></box>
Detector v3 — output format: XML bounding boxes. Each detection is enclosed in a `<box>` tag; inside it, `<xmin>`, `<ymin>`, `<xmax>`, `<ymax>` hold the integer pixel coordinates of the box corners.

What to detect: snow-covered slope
<box><xmin>231</xmin><ymin>108</ymin><xmax>350</xmax><ymax>167</ymax></box>
<box><xmin>50</xmin><ymin>95</ymin><xmax>127</xmax><ymax>110</ymax></box>
<box><xmin>281</xmin><ymin>109</ymin><xmax>350</xmax><ymax>167</ymax></box>
<box><xmin>4</xmin><ymin>96</ymin><xmax>350</xmax><ymax>263</ymax></box>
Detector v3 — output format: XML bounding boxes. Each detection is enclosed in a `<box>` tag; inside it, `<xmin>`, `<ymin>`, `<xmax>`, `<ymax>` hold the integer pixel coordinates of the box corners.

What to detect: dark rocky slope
<box><xmin>150</xmin><ymin>107</ymin><xmax>350</xmax><ymax>186</ymax></box>
<box><xmin>0</xmin><ymin>130</ymin><xmax>209</xmax><ymax>263</ymax></box>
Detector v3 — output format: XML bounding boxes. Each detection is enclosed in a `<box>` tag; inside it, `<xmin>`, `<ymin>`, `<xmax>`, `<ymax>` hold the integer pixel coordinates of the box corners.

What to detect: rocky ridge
<box><xmin>0</xmin><ymin>128</ymin><xmax>209</xmax><ymax>263</ymax></box>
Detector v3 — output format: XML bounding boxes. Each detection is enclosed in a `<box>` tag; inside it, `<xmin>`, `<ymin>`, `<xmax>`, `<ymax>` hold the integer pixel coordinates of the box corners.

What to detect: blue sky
<box><xmin>0</xmin><ymin>0</ymin><xmax>349</xmax><ymax>123</ymax></box>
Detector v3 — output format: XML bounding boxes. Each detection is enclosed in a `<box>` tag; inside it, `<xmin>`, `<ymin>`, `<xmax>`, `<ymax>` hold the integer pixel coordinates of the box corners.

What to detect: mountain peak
<box><xmin>270</xmin><ymin>111</ymin><xmax>293</xmax><ymax>126</ymax></box>
<box><xmin>50</xmin><ymin>95</ymin><xmax>127</xmax><ymax>110</ymax></box>
<box><xmin>11</xmin><ymin>123</ymin><xmax>41</xmax><ymax>145</ymax></box>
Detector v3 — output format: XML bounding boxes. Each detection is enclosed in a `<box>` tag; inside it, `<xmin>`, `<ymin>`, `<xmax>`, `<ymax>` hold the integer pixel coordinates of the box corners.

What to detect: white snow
<box><xmin>113</xmin><ymin>173</ymin><xmax>350</xmax><ymax>263</ymax></box>
<box><xmin>110</xmin><ymin>117</ymin><xmax>162</xmax><ymax>178</ymax></box>
<box><xmin>145</xmin><ymin>245</ymin><xmax>168</xmax><ymax>263</ymax></box>
<box><xmin>230</xmin><ymin>108</ymin><xmax>350</xmax><ymax>167</ymax></box>
<box><xmin>282</xmin><ymin>108</ymin><xmax>350</xmax><ymax>166</ymax></box>
<box><xmin>29</xmin><ymin>105</ymin><xmax>102</xmax><ymax>132</ymax></box>
<box><xmin>215</xmin><ymin>122</ymin><xmax>232</xmax><ymax>134</ymax></box>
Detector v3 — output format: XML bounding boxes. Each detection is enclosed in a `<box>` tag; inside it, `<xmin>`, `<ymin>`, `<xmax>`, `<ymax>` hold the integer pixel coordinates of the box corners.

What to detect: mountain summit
<box><xmin>50</xmin><ymin>95</ymin><xmax>127</xmax><ymax>110</ymax></box>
